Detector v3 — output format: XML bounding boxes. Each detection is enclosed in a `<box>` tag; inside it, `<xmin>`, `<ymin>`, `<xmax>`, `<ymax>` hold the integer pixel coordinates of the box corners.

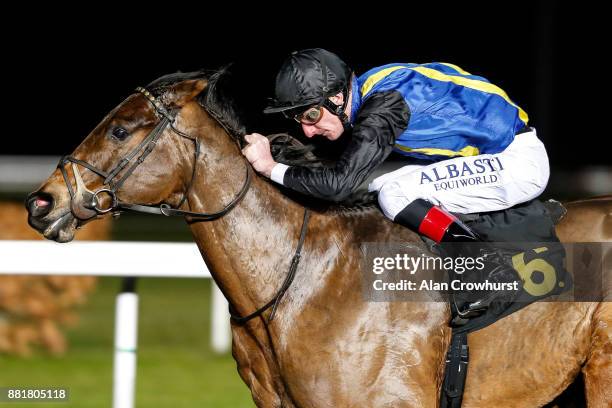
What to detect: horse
<box><xmin>25</xmin><ymin>70</ymin><xmax>611</xmax><ymax>407</ymax></box>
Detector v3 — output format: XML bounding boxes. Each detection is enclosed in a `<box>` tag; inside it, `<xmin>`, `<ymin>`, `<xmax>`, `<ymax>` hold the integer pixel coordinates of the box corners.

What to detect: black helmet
<box><xmin>264</xmin><ymin>48</ymin><xmax>352</xmax><ymax>116</ymax></box>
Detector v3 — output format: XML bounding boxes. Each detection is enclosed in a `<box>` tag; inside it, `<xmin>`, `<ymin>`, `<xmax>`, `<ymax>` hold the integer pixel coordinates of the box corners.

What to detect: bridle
<box><xmin>57</xmin><ymin>85</ymin><xmax>309</xmax><ymax>325</ymax></box>
<box><xmin>58</xmin><ymin>87</ymin><xmax>251</xmax><ymax>221</ymax></box>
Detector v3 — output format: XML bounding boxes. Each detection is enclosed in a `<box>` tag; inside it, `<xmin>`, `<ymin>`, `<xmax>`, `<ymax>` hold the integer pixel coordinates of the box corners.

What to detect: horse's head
<box><xmin>26</xmin><ymin>73</ymin><xmax>217</xmax><ymax>242</ymax></box>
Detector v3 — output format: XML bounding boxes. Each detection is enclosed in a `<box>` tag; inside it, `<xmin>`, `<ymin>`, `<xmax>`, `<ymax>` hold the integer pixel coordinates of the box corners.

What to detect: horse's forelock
<box><xmin>146</xmin><ymin>70</ymin><xmax>213</xmax><ymax>97</ymax></box>
<box><xmin>142</xmin><ymin>68</ymin><xmax>248</xmax><ymax>144</ymax></box>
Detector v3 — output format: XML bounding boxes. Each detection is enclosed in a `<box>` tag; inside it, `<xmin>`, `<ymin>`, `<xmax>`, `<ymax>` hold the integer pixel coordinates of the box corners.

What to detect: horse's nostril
<box><xmin>26</xmin><ymin>191</ymin><xmax>54</xmax><ymax>217</ymax></box>
<box><xmin>36</xmin><ymin>198</ymin><xmax>51</xmax><ymax>208</ymax></box>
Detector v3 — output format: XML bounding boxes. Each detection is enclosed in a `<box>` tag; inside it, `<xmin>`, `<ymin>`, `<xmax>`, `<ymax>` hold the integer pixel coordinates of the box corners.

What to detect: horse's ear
<box><xmin>162</xmin><ymin>79</ymin><xmax>208</xmax><ymax>107</ymax></box>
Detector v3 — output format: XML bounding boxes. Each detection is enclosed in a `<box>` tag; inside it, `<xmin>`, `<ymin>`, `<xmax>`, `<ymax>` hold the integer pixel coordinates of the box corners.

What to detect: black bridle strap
<box><xmin>230</xmin><ymin>208</ymin><xmax>311</xmax><ymax>325</ymax></box>
<box><xmin>59</xmin><ymin>156</ymin><xmax>110</xmax><ymax>200</ymax></box>
<box><xmin>58</xmin><ymin>86</ymin><xmax>252</xmax><ymax>221</ymax></box>
<box><xmin>106</xmin><ymin>115</ymin><xmax>172</xmax><ymax>189</ymax></box>
<box><xmin>117</xmin><ymin>163</ymin><xmax>252</xmax><ymax>221</ymax></box>
<box><xmin>58</xmin><ymin>115</ymin><xmax>171</xmax><ymax>200</ymax></box>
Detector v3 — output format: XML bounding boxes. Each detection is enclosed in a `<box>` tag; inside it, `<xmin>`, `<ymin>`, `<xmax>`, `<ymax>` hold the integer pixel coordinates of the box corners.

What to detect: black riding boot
<box><xmin>393</xmin><ymin>198</ymin><xmax>479</xmax><ymax>244</ymax></box>
<box><xmin>394</xmin><ymin>199</ymin><xmax>521</xmax><ymax>320</ymax></box>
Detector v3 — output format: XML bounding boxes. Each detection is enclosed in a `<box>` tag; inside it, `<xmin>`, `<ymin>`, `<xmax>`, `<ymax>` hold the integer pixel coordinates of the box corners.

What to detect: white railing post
<box><xmin>113</xmin><ymin>278</ymin><xmax>139</xmax><ymax>408</ymax></box>
<box><xmin>211</xmin><ymin>282</ymin><xmax>231</xmax><ymax>354</ymax></box>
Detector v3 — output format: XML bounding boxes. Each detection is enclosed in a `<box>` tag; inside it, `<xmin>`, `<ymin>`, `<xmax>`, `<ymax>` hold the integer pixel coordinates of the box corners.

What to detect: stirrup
<box><xmin>450</xmin><ymin>292</ymin><xmax>495</xmax><ymax>327</ymax></box>
<box><xmin>460</xmin><ymin>293</ymin><xmax>496</xmax><ymax>315</ymax></box>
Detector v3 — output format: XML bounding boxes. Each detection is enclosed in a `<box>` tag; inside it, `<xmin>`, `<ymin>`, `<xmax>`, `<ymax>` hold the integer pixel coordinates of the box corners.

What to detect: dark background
<box><xmin>4</xmin><ymin>2</ymin><xmax>609</xmax><ymax>167</ymax></box>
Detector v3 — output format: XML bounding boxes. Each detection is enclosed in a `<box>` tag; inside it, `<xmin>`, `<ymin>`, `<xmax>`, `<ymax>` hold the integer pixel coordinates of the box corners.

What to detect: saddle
<box><xmin>439</xmin><ymin>198</ymin><xmax>571</xmax><ymax>331</ymax></box>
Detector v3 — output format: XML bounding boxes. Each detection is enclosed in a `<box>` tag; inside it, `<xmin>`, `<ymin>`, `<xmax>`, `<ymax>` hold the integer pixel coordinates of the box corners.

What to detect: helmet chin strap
<box><xmin>322</xmin><ymin>86</ymin><xmax>352</xmax><ymax>130</ymax></box>
<box><xmin>329</xmin><ymin>88</ymin><xmax>352</xmax><ymax>130</ymax></box>
<box><xmin>320</xmin><ymin>60</ymin><xmax>353</xmax><ymax>130</ymax></box>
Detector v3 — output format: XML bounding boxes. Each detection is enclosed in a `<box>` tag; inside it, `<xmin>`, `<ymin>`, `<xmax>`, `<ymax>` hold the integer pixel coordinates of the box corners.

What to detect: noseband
<box><xmin>58</xmin><ymin>86</ymin><xmax>251</xmax><ymax>221</ymax></box>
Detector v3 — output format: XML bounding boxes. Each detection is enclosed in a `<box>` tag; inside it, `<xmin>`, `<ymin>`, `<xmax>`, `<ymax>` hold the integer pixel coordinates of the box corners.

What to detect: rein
<box><xmin>230</xmin><ymin>208</ymin><xmax>310</xmax><ymax>325</ymax></box>
<box><xmin>58</xmin><ymin>85</ymin><xmax>310</xmax><ymax>324</ymax></box>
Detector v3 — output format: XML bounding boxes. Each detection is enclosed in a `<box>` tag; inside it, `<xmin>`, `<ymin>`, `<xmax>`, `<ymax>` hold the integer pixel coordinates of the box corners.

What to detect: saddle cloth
<box><xmin>444</xmin><ymin>199</ymin><xmax>572</xmax><ymax>333</ymax></box>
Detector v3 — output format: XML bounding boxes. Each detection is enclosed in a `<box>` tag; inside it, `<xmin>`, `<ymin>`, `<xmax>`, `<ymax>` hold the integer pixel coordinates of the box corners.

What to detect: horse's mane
<box><xmin>147</xmin><ymin>68</ymin><xmax>379</xmax><ymax>213</ymax></box>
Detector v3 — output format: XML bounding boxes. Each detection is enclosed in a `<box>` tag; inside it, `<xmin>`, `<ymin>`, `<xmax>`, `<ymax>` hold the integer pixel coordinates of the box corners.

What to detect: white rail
<box><xmin>0</xmin><ymin>240</ymin><xmax>211</xmax><ymax>277</ymax></box>
<box><xmin>0</xmin><ymin>240</ymin><xmax>231</xmax><ymax>408</ymax></box>
<box><xmin>0</xmin><ymin>156</ymin><xmax>59</xmax><ymax>191</ymax></box>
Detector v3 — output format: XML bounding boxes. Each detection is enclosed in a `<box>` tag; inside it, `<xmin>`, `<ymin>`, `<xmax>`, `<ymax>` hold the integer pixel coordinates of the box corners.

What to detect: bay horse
<box><xmin>25</xmin><ymin>70</ymin><xmax>611</xmax><ymax>407</ymax></box>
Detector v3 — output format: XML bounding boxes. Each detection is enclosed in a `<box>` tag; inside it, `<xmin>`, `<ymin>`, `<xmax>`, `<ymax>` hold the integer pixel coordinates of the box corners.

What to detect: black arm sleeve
<box><xmin>283</xmin><ymin>90</ymin><xmax>410</xmax><ymax>202</ymax></box>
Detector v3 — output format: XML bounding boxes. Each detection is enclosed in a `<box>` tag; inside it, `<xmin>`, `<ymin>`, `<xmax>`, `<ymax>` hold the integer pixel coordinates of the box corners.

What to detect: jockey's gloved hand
<box><xmin>242</xmin><ymin>133</ymin><xmax>278</xmax><ymax>178</ymax></box>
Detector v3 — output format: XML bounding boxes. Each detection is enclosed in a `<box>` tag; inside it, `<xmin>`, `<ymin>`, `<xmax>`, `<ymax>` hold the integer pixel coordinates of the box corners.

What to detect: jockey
<box><xmin>242</xmin><ymin>48</ymin><xmax>549</xmax><ymax>313</ymax></box>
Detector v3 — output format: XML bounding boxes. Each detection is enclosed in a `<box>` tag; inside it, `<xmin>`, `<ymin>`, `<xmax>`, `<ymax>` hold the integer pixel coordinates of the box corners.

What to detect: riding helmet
<box><xmin>264</xmin><ymin>48</ymin><xmax>352</xmax><ymax>114</ymax></box>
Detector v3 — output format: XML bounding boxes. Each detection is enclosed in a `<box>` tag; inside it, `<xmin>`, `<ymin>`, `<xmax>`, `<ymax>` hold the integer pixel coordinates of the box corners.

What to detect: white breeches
<box><xmin>372</xmin><ymin>129</ymin><xmax>550</xmax><ymax>219</ymax></box>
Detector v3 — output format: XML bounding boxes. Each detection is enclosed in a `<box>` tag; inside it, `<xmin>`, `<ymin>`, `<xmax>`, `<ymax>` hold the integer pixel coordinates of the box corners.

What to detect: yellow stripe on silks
<box><xmin>360</xmin><ymin>66</ymin><xmax>406</xmax><ymax>95</ymax></box>
<box><xmin>410</xmin><ymin>66</ymin><xmax>529</xmax><ymax>124</ymax></box>
<box><xmin>439</xmin><ymin>62</ymin><xmax>472</xmax><ymax>76</ymax></box>
<box><xmin>361</xmin><ymin>64</ymin><xmax>529</xmax><ymax>125</ymax></box>
<box><xmin>395</xmin><ymin>144</ymin><xmax>480</xmax><ymax>157</ymax></box>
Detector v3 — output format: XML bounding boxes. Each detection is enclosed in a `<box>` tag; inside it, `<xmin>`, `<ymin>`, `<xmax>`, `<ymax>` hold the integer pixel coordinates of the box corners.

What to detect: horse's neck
<box><xmin>184</xmin><ymin>126</ymin><xmax>307</xmax><ymax>316</ymax></box>
<box><xmin>191</xmin><ymin>183</ymin><xmax>308</xmax><ymax>316</ymax></box>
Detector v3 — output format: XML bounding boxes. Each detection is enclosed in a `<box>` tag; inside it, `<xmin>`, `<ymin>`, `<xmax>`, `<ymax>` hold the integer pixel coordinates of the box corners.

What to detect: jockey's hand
<box><xmin>242</xmin><ymin>133</ymin><xmax>277</xmax><ymax>178</ymax></box>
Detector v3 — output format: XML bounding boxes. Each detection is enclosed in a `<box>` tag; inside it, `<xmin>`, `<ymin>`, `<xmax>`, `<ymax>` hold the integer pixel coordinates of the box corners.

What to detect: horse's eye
<box><xmin>112</xmin><ymin>127</ymin><xmax>130</xmax><ymax>141</ymax></box>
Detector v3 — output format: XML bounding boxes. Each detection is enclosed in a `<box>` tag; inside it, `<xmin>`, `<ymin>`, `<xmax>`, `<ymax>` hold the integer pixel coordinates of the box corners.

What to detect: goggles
<box><xmin>283</xmin><ymin>97</ymin><xmax>343</xmax><ymax>125</ymax></box>
<box><xmin>283</xmin><ymin>105</ymin><xmax>324</xmax><ymax>125</ymax></box>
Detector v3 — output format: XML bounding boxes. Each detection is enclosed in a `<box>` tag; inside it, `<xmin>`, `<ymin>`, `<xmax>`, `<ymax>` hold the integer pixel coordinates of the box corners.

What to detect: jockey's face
<box><xmin>300</xmin><ymin>91</ymin><xmax>349</xmax><ymax>141</ymax></box>
<box><xmin>301</xmin><ymin>107</ymin><xmax>344</xmax><ymax>140</ymax></box>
